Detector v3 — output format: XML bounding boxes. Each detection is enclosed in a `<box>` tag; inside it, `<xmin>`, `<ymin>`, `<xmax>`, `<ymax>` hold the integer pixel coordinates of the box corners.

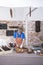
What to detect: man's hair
<box><xmin>18</xmin><ymin>27</ymin><xmax>23</xmax><ymax>31</ymax></box>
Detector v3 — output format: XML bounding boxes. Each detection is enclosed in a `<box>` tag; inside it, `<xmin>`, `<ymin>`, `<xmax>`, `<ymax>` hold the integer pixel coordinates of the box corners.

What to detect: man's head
<box><xmin>18</xmin><ymin>27</ymin><xmax>23</xmax><ymax>33</ymax></box>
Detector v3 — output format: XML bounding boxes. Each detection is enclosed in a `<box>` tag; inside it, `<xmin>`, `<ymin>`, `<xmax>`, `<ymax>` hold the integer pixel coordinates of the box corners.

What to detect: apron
<box><xmin>16</xmin><ymin>32</ymin><xmax>23</xmax><ymax>46</ymax></box>
<box><xmin>16</xmin><ymin>38</ymin><xmax>23</xmax><ymax>46</ymax></box>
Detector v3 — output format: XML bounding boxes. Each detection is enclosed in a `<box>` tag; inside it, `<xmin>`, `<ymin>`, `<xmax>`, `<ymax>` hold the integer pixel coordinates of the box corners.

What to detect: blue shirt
<box><xmin>13</xmin><ymin>32</ymin><xmax>25</xmax><ymax>39</ymax></box>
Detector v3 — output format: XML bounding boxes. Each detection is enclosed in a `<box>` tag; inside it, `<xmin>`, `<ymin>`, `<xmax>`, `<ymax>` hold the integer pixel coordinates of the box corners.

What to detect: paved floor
<box><xmin>0</xmin><ymin>51</ymin><xmax>43</xmax><ymax>65</ymax></box>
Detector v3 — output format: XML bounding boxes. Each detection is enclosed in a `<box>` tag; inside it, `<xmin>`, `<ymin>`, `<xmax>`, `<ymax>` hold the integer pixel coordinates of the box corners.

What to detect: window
<box><xmin>35</xmin><ymin>21</ymin><xmax>41</xmax><ymax>32</ymax></box>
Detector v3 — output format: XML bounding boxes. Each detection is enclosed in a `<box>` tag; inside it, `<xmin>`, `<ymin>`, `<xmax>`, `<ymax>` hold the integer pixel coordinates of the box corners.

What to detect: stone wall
<box><xmin>27</xmin><ymin>21</ymin><xmax>43</xmax><ymax>46</ymax></box>
<box><xmin>0</xmin><ymin>20</ymin><xmax>26</xmax><ymax>46</ymax></box>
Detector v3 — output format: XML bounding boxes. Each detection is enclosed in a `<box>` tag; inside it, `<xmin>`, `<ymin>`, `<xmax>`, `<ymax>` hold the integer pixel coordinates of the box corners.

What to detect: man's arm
<box><xmin>14</xmin><ymin>38</ymin><xmax>19</xmax><ymax>47</ymax></box>
<box><xmin>20</xmin><ymin>39</ymin><xmax>25</xmax><ymax>48</ymax></box>
<box><xmin>20</xmin><ymin>33</ymin><xmax>25</xmax><ymax>48</ymax></box>
<box><xmin>13</xmin><ymin>32</ymin><xmax>18</xmax><ymax>47</ymax></box>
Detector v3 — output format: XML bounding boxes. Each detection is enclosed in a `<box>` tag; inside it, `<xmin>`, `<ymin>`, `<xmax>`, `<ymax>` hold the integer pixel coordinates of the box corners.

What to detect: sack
<box><xmin>15</xmin><ymin>47</ymin><xmax>28</xmax><ymax>53</ymax></box>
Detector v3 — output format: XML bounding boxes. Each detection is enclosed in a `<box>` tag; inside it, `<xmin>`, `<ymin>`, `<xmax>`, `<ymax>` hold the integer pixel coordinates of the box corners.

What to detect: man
<box><xmin>13</xmin><ymin>26</ymin><xmax>25</xmax><ymax>48</ymax></box>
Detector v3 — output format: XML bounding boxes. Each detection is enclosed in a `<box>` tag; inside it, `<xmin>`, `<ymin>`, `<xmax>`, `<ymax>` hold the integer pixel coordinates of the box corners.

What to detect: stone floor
<box><xmin>0</xmin><ymin>49</ymin><xmax>43</xmax><ymax>65</ymax></box>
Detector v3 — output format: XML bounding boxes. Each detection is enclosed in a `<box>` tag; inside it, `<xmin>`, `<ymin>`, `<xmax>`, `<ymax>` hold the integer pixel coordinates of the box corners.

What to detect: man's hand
<box><xmin>16</xmin><ymin>44</ymin><xmax>19</xmax><ymax>47</ymax></box>
<box><xmin>20</xmin><ymin>44</ymin><xmax>23</xmax><ymax>48</ymax></box>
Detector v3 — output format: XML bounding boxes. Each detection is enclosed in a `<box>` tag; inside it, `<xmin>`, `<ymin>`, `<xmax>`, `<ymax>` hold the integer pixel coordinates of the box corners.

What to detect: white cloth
<box><xmin>0</xmin><ymin>36</ymin><xmax>11</xmax><ymax>46</ymax></box>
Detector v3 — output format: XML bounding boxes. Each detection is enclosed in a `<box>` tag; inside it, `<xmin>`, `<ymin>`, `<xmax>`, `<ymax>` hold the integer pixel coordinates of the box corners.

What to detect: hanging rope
<box><xmin>10</xmin><ymin>8</ymin><xmax>13</xmax><ymax>18</ymax></box>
